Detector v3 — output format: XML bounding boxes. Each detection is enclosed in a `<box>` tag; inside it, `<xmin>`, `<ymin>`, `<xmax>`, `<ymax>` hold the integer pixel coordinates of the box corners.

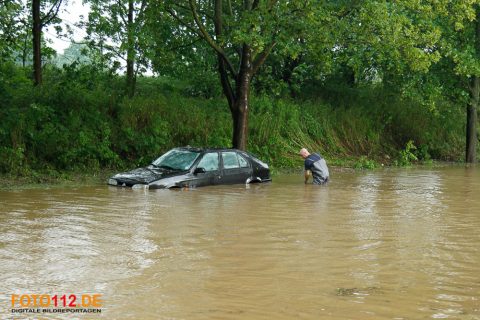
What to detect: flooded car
<box><xmin>108</xmin><ymin>147</ymin><xmax>271</xmax><ymax>189</ymax></box>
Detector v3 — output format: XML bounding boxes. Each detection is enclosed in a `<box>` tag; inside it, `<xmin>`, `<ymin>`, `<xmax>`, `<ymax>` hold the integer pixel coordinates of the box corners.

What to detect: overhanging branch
<box><xmin>42</xmin><ymin>0</ymin><xmax>62</xmax><ymax>25</ymax></box>
<box><xmin>252</xmin><ymin>41</ymin><xmax>276</xmax><ymax>75</ymax></box>
<box><xmin>189</xmin><ymin>0</ymin><xmax>237</xmax><ymax>77</ymax></box>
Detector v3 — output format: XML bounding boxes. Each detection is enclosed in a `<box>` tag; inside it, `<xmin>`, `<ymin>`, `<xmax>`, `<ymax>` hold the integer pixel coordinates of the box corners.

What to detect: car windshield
<box><xmin>152</xmin><ymin>149</ymin><xmax>201</xmax><ymax>171</ymax></box>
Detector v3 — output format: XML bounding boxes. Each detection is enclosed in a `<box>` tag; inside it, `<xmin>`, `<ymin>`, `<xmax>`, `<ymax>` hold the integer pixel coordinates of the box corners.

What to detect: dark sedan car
<box><xmin>108</xmin><ymin>147</ymin><xmax>271</xmax><ymax>189</ymax></box>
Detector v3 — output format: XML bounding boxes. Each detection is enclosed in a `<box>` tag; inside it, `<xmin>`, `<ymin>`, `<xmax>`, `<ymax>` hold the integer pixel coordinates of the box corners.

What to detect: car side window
<box><xmin>238</xmin><ymin>154</ymin><xmax>249</xmax><ymax>168</ymax></box>
<box><xmin>197</xmin><ymin>153</ymin><xmax>219</xmax><ymax>171</ymax></box>
<box><xmin>222</xmin><ymin>152</ymin><xmax>240</xmax><ymax>169</ymax></box>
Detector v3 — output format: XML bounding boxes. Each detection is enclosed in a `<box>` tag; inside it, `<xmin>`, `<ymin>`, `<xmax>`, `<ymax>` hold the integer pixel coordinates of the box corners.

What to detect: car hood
<box><xmin>112</xmin><ymin>166</ymin><xmax>184</xmax><ymax>184</ymax></box>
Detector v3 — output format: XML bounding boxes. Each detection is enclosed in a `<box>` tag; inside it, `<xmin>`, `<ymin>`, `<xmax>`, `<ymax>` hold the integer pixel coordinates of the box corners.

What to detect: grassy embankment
<box><xmin>0</xmin><ymin>63</ymin><xmax>466</xmax><ymax>187</ymax></box>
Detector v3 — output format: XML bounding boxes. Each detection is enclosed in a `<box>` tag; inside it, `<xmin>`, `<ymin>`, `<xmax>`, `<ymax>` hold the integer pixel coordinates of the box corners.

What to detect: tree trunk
<box><xmin>126</xmin><ymin>0</ymin><xmax>136</xmax><ymax>98</ymax></box>
<box><xmin>232</xmin><ymin>91</ymin><xmax>249</xmax><ymax>150</ymax></box>
<box><xmin>466</xmin><ymin>76</ymin><xmax>479</xmax><ymax>163</ymax></box>
<box><xmin>32</xmin><ymin>0</ymin><xmax>42</xmax><ymax>86</ymax></box>
<box><xmin>215</xmin><ymin>43</ymin><xmax>252</xmax><ymax>151</ymax></box>
<box><xmin>231</xmin><ymin>45</ymin><xmax>252</xmax><ymax>150</ymax></box>
<box><xmin>22</xmin><ymin>36</ymin><xmax>28</xmax><ymax>68</ymax></box>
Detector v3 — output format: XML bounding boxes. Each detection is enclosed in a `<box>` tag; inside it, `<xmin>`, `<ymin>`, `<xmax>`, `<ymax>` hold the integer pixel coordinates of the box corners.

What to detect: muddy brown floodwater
<box><xmin>0</xmin><ymin>167</ymin><xmax>479</xmax><ymax>320</ymax></box>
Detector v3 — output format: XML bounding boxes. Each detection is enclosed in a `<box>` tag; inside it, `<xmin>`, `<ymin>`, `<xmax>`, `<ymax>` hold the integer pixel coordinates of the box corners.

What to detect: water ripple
<box><xmin>0</xmin><ymin>168</ymin><xmax>479</xmax><ymax>319</ymax></box>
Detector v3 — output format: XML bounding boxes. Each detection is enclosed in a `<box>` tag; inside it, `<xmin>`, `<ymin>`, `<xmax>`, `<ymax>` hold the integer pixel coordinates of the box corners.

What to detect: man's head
<box><xmin>299</xmin><ymin>148</ymin><xmax>310</xmax><ymax>159</ymax></box>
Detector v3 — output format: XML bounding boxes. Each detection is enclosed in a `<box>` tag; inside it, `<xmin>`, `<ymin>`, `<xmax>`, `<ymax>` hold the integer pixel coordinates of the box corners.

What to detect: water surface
<box><xmin>1</xmin><ymin>167</ymin><xmax>479</xmax><ymax>319</ymax></box>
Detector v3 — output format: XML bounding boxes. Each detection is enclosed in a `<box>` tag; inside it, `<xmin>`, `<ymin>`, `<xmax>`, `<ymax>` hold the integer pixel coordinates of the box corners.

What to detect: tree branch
<box><xmin>214</xmin><ymin>0</ymin><xmax>235</xmax><ymax>106</ymax></box>
<box><xmin>167</xmin><ymin>8</ymin><xmax>202</xmax><ymax>37</ymax></box>
<box><xmin>138</xmin><ymin>0</ymin><xmax>148</xmax><ymax>18</ymax></box>
<box><xmin>252</xmin><ymin>41</ymin><xmax>276</xmax><ymax>75</ymax></box>
<box><xmin>68</xmin><ymin>38</ymin><xmax>126</xmax><ymax>64</ymax></box>
<box><xmin>219</xmin><ymin>55</ymin><xmax>236</xmax><ymax>109</ymax></box>
<box><xmin>42</xmin><ymin>0</ymin><xmax>63</xmax><ymax>25</ymax></box>
<box><xmin>172</xmin><ymin>3</ymin><xmax>214</xmax><ymax>21</ymax></box>
<box><xmin>117</xmin><ymin>0</ymin><xmax>128</xmax><ymax>26</ymax></box>
<box><xmin>189</xmin><ymin>0</ymin><xmax>237</xmax><ymax>77</ymax></box>
<box><xmin>213</xmin><ymin>0</ymin><xmax>237</xmax><ymax>79</ymax></box>
<box><xmin>167</xmin><ymin>37</ymin><xmax>203</xmax><ymax>52</ymax></box>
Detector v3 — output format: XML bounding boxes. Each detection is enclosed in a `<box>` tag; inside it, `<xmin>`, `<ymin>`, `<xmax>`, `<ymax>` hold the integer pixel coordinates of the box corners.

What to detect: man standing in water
<box><xmin>299</xmin><ymin>148</ymin><xmax>329</xmax><ymax>185</ymax></box>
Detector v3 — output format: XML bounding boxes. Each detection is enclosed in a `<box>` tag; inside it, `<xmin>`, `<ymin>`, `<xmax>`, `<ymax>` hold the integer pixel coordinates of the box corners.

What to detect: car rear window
<box><xmin>238</xmin><ymin>154</ymin><xmax>249</xmax><ymax>168</ymax></box>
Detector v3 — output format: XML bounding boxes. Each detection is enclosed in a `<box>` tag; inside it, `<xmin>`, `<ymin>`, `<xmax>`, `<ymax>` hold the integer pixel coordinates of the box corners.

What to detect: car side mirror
<box><xmin>194</xmin><ymin>167</ymin><xmax>206</xmax><ymax>175</ymax></box>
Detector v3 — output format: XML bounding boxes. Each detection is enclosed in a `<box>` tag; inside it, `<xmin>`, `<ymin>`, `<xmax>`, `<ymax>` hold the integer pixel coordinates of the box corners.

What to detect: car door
<box><xmin>221</xmin><ymin>151</ymin><xmax>252</xmax><ymax>184</ymax></box>
<box><xmin>192</xmin><ymin>152</ymin><xmax>221</xmax><ymax>187</ymax></box>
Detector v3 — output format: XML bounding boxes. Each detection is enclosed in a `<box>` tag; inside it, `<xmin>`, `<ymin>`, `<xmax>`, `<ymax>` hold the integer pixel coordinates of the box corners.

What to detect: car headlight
<box><xmin>108</xmin><ymin>179</ymin><xmax>118</xmax><ymax>186</ymax></box>
<box><xmin>132</xmin><ymin>184</ymin><xmax>149</xmax><ymax>190</ymax></box>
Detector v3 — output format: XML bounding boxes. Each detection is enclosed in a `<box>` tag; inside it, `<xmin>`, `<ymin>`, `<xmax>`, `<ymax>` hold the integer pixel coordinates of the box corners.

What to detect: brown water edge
<box><xmin>0</xmin><ymin>166</ymin><xmax>479</xmax><ymax>320</ymax></box>
<box><xmin>0</xmin><ymin>170</ymin><xmax>116</xmax><ymax>191</ymax></box>
<box><xmin>0</xmin><ymin>161</ymin><xmax>462</xmax><ymax>191</ymax></box>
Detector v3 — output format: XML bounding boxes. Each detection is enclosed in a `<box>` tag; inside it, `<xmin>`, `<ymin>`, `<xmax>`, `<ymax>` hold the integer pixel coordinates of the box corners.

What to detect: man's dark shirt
<box><xmin>305</xmin><ymin>153</ymin><xmax>329</xmax><ymax>185</ymax></box>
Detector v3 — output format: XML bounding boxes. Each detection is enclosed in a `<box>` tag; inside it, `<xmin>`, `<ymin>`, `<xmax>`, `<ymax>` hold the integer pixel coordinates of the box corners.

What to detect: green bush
<box><xmin>0</xmin><ymin>63</ymin><xmax>467</xmax><ymax>175</ymax></box>
<box><xmin>353</xmin><ymin>156</ymin><xmax>377</xmax><ymax>169</ymax></box>
<box><xmin>394</xmin><ymin>140</ymin><xmax>419</xmax><ymax>166</ymax></box>
<box><xmin>0</xmin><ymin>146</ymin><xmax>26</xmax><ymax>175</ymax></box>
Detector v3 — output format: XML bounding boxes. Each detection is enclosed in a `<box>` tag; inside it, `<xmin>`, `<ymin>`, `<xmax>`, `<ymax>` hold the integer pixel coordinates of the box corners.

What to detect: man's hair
<box><xmin>299</xmin><ymin>148</ymin><xmax>309</xmax><ymax>155</ymax></box>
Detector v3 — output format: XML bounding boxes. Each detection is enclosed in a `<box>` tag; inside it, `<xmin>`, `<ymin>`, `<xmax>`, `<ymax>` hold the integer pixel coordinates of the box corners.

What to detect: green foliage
<box><xmin>114</xmin><ymin>95</ymin><xmax>170</xmax><ymax>166</ymax></box>
<box><xmin>395</xmin><ymin>140</ymin><xmax>419</xmax><ymax>167</ymax></box>
<box><xmin>1</xmin><ymin>0</ymin><xmax>479</xmax><ymax>180</ymax></box>
<box><xmin>0</xmin><ymin>64</ymin><xmax>122</xmax><ymax>173</ymax></box>
<box><xmin>0</xmin><ymin>146</ymin><xmax>26</xmax><ymax>175</ymax></box>
<box><xmin>353</xmin><ymin>156</ymin><xmax>377</xmax><ymax>170</ymax></box>
<box><xmin>0</xmin><ymin>0</ymin><xmax>20</xmax><ymax>57</ymax></box>
<box><xmin>0</xmin><ymin>59</ymin><xmax>468</xmax><ymax>176</ymax></box>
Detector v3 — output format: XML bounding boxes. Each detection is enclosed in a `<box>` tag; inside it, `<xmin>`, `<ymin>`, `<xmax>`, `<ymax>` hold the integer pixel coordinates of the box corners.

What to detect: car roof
<box><xmin>172</xmin><ymin>146</ymin><xmax>266</xmax><ymax>165</ymax></box>
<box><xmin>174</xmin><ymin>146</ymin><xmax>246</xmax><ymax>153</ymax></box>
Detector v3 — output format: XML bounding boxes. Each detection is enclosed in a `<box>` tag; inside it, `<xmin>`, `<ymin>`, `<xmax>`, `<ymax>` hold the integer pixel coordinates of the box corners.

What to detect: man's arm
<box><xmin>304</xmin><ymin>170</ymin><xmax>311</xmax><ymax>184</ymax></box>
